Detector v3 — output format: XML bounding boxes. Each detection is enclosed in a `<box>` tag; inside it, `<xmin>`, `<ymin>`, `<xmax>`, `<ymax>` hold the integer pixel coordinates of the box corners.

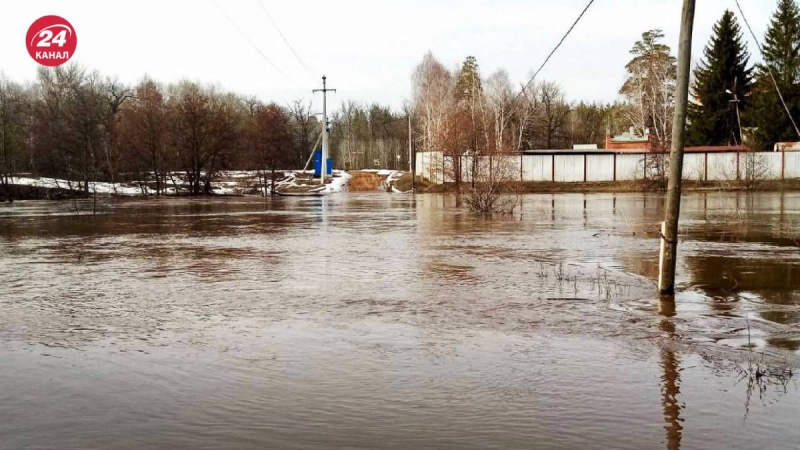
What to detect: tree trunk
<box><xmin>270</xmin><ymin>166</ymin><xmax>276</xmax><ymax>197</ymax></box>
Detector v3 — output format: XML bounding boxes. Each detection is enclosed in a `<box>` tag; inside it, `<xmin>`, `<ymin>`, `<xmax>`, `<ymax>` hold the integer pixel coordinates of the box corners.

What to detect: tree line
<box><xmin>0</xmin><ymin>66</ymin><xmax>322</xmax><ymax>196</ymax></box>
<box><xmin>0</xmin><ymin>65</ymin><xmax>421</xmax><ymax>198</ymax></box>
<box><xmin>410</xmin><ymin>52</ymin><xmax>630</xmax><ymax>158</ymax></box>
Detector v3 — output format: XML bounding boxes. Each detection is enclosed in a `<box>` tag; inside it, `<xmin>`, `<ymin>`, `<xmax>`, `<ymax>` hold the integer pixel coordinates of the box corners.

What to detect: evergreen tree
<box><xmin>688</xmin><ymin>10</ymin><xmax>752</xmax><ymax>146</ymax></box>
<box><xmin>619</xmin><ymin>30</ymin><xmax>676</xmax><ymax>149</ymax></box>
<box><xmin>751</xmin><ymin>0</ymin><xmax>800</xmax><ymax>148</ymax></box>
<box><xmin>455</xmin><ymin>56</ymin><xmax>482</xmax><ymax>102</ymax></box>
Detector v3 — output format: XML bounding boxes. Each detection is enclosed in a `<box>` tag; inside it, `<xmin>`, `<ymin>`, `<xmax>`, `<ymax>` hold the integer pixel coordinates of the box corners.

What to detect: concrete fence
<box><xmin>415</xmin><ymin>150</ymin><xmax>800</xmax><ymax>184</ymax></box>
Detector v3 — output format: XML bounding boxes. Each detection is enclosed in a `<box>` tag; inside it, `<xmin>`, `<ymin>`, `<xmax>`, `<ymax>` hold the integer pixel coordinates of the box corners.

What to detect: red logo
<box><xmin>26</xmin><ymin>16</ymin><xmax>77</xmax><ymax>67</ymax></box>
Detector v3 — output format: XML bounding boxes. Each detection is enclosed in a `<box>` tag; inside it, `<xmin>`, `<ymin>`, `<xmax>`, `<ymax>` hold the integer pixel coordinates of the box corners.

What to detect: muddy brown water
<box><xmin>1</xmin><ymin>192</ymin><xmax>799</xmax><ymax>449</ymax></box>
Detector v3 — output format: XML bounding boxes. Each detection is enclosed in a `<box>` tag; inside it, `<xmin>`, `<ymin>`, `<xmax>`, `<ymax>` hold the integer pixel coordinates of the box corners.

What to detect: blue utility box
<box><xmin>313</xmin><ymin>149</ymin><xmax>333</xmax><ymax>177</ymax></box>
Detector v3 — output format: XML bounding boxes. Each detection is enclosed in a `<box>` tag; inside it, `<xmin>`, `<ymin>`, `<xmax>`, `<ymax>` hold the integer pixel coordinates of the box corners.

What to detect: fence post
<box><xmin>704</xmin><ymin>152</ymin><xmax>708</xmax><ymax>182</ymax></box>
<box><xmin>613</xmin><ymin>153</ymin><xmax>617</xmax><ymax>181</ymax></box>
<box><xmin>736</xmin><ymin>151</ymin><xmax>740</xmax><ymax>181</ymax></box>
<box><xmin>551</xmin><ymin>154</ymin><xmax>556</xmax><ymax>182</ymax></box>
<box><xmin>643</xmin><ymin>153</ymin><xmax>648</xmax><ymax>180</ymax></box>
<box><xmin>583</xmin><ymin>154</ymin><xmax>588</xmax><ymax>182</ymax></box>
<box><xmin>782</xmin><ymin>148</ymin><xmax>786</xmax><ymax>181</ymax></box>
<box><xmin>520</xmin><ymin>154</ymin><xmax>523</xmax><ymax>182</ymax></box>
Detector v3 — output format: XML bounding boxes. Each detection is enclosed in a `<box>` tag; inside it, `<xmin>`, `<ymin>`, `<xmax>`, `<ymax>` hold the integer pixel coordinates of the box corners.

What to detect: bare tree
<box><xmin>0</xmin><ymin>76</ymin><xmax>27</xmax><ymax>201</ymax></box>
<box><xmin>440</xmin><ymin>106</ymin><xmax>471</xmax><ymax>191</ymax></box>
<box><xmin>254</xmin><ymin>103</ymin><xmax>294</xmax><ymax>195</ymax></box>
<box><xmin>203</xmin><ymin>90</ymin><xmax>241</xmax><ymax>194</ymax></box>
<box><xmin>288</xmin><ymin>99</ymin><xmax>316</xmax><ymax>168</ymax></box>
<box><xmin>535</xmin><ymin>81</ymin><xmax>571</xmax><ymax>149</ymax></box>
<box><xmin>70</xmin><ymin>70</ymin><xmax>107</xmax><ymax>194</ymax></box>
<box><xmin>101</xmin><ymin>77</ymin><xmax>132</xmax><ymax>187</ymax></box>
<box><xmin>512</xmin><ymin>80</ymin><xmax>541</xmax><ymax>151</ymax></box>
<box><xmin>463</xmin><ymin>154</ymin><xmax>520</xmax><ymax>213</ymax></box>
<box><xmin>168</xmin><ymin>81</ymin><xmax>213</xmax><ymax>196</ymax></box>
<box><xmin>485</xmin><ymin>70</ymin><xmax>514</xmax><ymax>153</ymax></box>
<box><xmin>32</xmin><ymin>65</ymin><xmax>89</xmax><ymax>191</ymax></box>
<box><xmin>411</xmin><ymin>51</ymin><xmax>454</xmax><ymax>153</ymax></box>
<box><xmin>334</xmin><ymin>101</ymin><xmax>368</xmax><ymax>170</ymax></box>
<box><xmin>741</xmin><ymin>151</ymin><xmax>770</xmax><ymax>189</ymax></box>
<box><xmin>121</xmin><ymin>78</ymin><xmax>168</xmax><ymax>194</ymax></box>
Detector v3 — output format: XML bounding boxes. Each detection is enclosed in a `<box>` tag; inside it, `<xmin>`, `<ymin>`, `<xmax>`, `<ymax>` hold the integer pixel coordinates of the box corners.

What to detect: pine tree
<box><xmin>687</xmin><ymin>10</ymin><xmax>752</xmax><ymax>146</ymax></box>
<box><xmin>619</xmin><ymin>30</ymin><xmax>676</xmax><ymax>149</ymax></box>
<box><xmin>751</xmin><ymin>0</ymin><xmax>800</xmax><ymax>148</ymax></box>
<box><xmin>455</xmin><ymin>56</ymin><xmax>482</xmax><ymax>102</ymax></box>
<box><xmin>453</xmin><ymin>56</ymin><xmax>485</xmax><ymax>156</ymax></box>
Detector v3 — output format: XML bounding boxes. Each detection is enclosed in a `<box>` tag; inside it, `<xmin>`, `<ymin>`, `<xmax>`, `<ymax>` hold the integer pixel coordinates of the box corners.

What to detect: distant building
<box><xmin>604</xmin><ymin>127</ymin><xmax>752</xmax><ymax>153</ymax></box>
<box><xmin>775</xmin><ymin>142</ymin><xmax>800</xmax><ymax>152</ymax></box>
<box><xmin>605</xmin><ymin>127</ymin><xmax>652</xmax><ymax>151</ymax></box>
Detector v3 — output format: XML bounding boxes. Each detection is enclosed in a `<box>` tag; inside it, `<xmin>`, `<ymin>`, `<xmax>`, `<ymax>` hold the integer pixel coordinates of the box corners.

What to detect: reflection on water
<box><xmin>0</xmin><ymin>192</ymin><xmax>799</xmax><ymax>449</ymax></box>
<box><xmin>659</xmin><ymin>299</ymin><xmax>683</xmax><ymax>450</ymax></box>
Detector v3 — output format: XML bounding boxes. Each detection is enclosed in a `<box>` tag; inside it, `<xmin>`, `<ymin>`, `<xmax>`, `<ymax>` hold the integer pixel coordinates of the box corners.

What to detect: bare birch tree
<box><xmin>485</xmin><ymin>70</ymin><xmax>514</xmax><ymax>154</ymax></box>
<box><xmin>411</xmin><ymin>51</ymin><xmax>453</xmax><ymax>152</ymax></box>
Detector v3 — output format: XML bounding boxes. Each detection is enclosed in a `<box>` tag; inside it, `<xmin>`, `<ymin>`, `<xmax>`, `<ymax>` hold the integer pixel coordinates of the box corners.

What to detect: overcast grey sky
<box><xmin>0</xmin><ymin>0</ymin><xmax>775</xmax><ymax>112</ymax></box>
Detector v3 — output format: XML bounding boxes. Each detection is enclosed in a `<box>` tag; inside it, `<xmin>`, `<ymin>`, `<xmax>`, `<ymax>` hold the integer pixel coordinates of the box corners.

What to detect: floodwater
<box><xmin>0</xmin><ymin>191</ymin><xmax>799</xmax><ymax>449</ymax></box>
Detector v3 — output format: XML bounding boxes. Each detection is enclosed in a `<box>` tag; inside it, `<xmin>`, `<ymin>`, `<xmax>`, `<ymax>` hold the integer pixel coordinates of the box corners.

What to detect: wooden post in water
<box><xmin>659</xmin><ymin>0</ymin><xmax>696</xmax><ymax>295</ymax></box>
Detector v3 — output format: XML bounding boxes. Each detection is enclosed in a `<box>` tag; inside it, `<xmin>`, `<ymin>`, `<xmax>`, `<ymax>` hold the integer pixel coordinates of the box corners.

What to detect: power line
<box><xmin>210</xmin><ymin>0</ymin><xmax>301</xmax><ymax>87</ymax></box>
<box><xmin>733</xmin><ymin>0</ymin><xmax>800</xmax><ymax>138</ymax></box>
<box><xmin>511</xmin><ymin>0</ymin><xmax>596</xmax><ymax>106</ymax></box>
<box><xmin>257</xmin><ymin>0</ymin><xmax>317</xmax><ymax>80</ymax></box>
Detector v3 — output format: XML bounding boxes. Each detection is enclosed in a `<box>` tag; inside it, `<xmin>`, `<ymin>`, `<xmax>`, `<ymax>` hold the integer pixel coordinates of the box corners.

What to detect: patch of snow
<box><xmin>9</xmin><ymin>176</ymin><xmax>143</xmax><ymax>196</ymax></box>
<box><xmin>323</xmin><ymin>171</ymin><xmax>351</xmax><ymax>193</ymax></box>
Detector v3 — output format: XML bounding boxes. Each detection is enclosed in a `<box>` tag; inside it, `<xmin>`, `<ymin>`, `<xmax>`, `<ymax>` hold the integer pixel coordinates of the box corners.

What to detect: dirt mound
<box><xmin>347</xmin><ymin>171</ymin><xmax>383</xmax><ymax>192</ymax></box>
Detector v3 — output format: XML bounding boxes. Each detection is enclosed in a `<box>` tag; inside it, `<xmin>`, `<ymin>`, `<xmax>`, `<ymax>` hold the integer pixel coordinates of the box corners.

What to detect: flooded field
<box><xmin>1</xmin><ymin>191</ymin><xmax>799</xmax><ymax>449</ymax></box>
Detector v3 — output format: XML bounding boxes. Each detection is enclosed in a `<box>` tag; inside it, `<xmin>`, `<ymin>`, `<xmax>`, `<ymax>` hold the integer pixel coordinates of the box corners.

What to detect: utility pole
<box><xmin>727</xmin><ymin>77</ymin><xmax>743</xmax><ymax>145</ymax></box>
<box><xmin>408</xmin><ymin>114</ymin><xmax>415</xmax><ymax>192</ymax></box>
<box><xmin>313</xmin><ymin>75</ymin><xmax>336</xmax><ymax>184</ymax></box>
<box><xmin>659</xmin><ymin>0</ymin><xmax>696</xmax><ymax>295</ymax></box>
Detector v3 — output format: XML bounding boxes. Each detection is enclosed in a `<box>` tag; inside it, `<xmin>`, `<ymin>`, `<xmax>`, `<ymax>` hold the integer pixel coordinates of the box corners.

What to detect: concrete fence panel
<box><xmin>682</xmin><ymin>154</ymin><xmax>705</xmax><ymax>181</ymax></box>
<box><xmin>496</xmin><ymin>155</ymin><xmax>520</xmax><ymax>181</ymax></box>
<box><xmin>616</xmin><ymin>154</ymin><xmax>643</xmax><ymax>181</ymax></box>
<box><xmin>522</xmin><ymin>155</ymin><xmax>553</xmax><ymax>182</ymax></box>
<box><xmin>785</xmin><ymin>152</ymin><xmax>800</xmax><ymax>179</ymax></box>
<box><xmin>586</xmin><ymin>154</ymin><xmax>615</xmax><ymax>181</ymax></box>
<box><xmin>554</xmin><ymin>155</ymin><xmax>585</xmax><ymax>182</ymax></box>
<box><xmin>764</xmin><ymin>152</ymin><xmax>784</xmax><ymax>180</ymax></box>
<box><xmin>707</xmin><ymin>152</ymin><xmax>738</xmax><ymax>181</ymax></box>
<box><xmin>415</xmin><ymin>151</ymin><xmax>800</xmax><ymax>185</ymax></box>
<box><xmin>442</xmin><ymin>155</ymin><xmax>454</xmax><ymax>183</ymax></box>
<box><xmin>740</xmin><ymin>152</ymin><xmax>781</xmax><ymax>181</ymax></box>
<box><xmin>459</xmin><ymin>156</ymin><xmax>473</xmax><ymax>183</ymax></box>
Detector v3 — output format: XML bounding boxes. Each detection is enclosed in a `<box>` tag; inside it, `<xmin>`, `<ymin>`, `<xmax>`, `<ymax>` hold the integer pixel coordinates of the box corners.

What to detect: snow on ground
<box><xmin>7</xmin><ymin>170</ymin><xmax>353</xmax><ymax>197</ymax></box>
<box><xmin>359</xmin><ymin>169</ymin><xmax>397</xmax><ymax>176</ymax></box>
<box><xmin>378</xmin><ymin>170</ymin><xmax>409</xmax><ymax>193</ymax></box>
<box><xmin>323</xmin><ymin>171</ymin><xmax>351</xmax><ymax>193</ymax></box>
<box><xmin>9</xmin><ymin>176</ymin><xmax>143</xmax><ymax>196</ymax></box>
